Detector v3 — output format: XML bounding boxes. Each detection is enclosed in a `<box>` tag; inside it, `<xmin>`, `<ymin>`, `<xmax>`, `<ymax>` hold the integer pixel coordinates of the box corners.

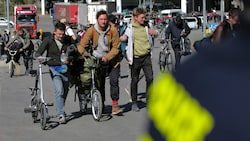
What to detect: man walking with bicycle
<box><xmin>5</xmin><ymin>27</ymin><xmax>34</xmax><ymax>75</ymax></box>
<box><xmin>35</xmin><ymin>22</ymin><xmax>75</xmax><ymax>124</ymax></box>
<box><xmin>77</xmin><ymin>10</ymin><xmax>122</xmax><ymax>115</ymax></box>
<box><xmin>165</xmin><ymin>15</ymin><xmax>191</xmax><ymax>70</ymax></box>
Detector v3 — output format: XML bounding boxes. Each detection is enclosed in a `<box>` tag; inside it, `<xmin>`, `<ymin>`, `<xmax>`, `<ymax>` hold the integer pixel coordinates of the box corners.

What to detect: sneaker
<box><xmin>111</xmin><ymin>105</ymin><xmax>123</xmax><ymax>115</ymax></box>
<box><xmin>58</xmin><ymin>114</ymin><xmax>66</xmax><ymax>124</ymax></box>
<box><xmin>131</xmin><ymin>102</ymin><xmax>140</xmax><ymax>112</ymax></box>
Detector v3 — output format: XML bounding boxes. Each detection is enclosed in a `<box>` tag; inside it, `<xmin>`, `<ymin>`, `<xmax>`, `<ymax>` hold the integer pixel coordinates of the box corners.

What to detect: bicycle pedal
<box><xmin>47</xmin><ymin>103</ymin><xmax>54</xmax><ymax>106</ymax></box>
<box><xmin>24</xmin><ymin>107</ymin><xmax>32</xmax><ymax>113</ymax></box>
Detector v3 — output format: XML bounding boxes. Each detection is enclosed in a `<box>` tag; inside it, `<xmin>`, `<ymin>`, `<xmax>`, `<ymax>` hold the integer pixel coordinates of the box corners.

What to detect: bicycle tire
<box><xmin>31</xmin><ymin>98</ymin><xmax>39</xmax><ymax>123</ymax></box>
<box><xmin>9</xmin><ymin>62</ymin><xmax>14</xmax><ymax>77</ymax></box>
<box><xmin>40</xmin><ymin>103</ymin><xmax>47</xmax><ymax>130</ymax></box>
<box><xmin>159</xmin><ymin>51</ymin><xmax>166</xmax><ymax>71</ymax></box>
<box><xmin>91</xmin><ymin>89</ymin><xmax>102</xmax><ymax>121</ymax></box>
<box><xmin>166</xmin><ymin>52</ymin><xmax>174</xmax><ymax>72</ymax></box>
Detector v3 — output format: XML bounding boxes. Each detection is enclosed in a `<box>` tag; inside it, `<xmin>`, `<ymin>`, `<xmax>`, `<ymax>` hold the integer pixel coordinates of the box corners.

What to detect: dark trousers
<box><xmin>131</xmin><ymin>54</ymin><xmax>153</xmax><ymax>102</ymax></box>
<box><xmin>172</xmin><ymin>44</ymin><xmax>182</xmax><ymax>71</ymax></box>
<box><xmin>97</xmin><ymin>63</ymin><xmax>120</xmax><ymax>103</ymax></box>
<box><xmin>22</xmin><ymin>50</ymin><xmax>33</xmax><ymax>73</ymax></box>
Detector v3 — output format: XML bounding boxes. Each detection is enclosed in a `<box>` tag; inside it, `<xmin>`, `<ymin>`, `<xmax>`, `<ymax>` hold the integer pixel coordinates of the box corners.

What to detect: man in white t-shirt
<box><xmin>60</xmin><ymin>18</ymin><xmax>77</xmax><ymax>41</ymax></box>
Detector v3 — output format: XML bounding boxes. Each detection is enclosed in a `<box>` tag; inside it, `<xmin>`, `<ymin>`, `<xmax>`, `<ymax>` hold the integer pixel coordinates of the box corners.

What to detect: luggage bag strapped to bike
<box><xmin>78</xmin><ymin>56</ymin><xmax>94</xmax><ymax>94</ymax></box>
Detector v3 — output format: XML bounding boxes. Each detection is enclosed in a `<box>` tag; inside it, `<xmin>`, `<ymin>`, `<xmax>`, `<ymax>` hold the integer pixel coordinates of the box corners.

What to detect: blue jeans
<box><xmin>49</xmin><ymin>67</ymin><xmax>69</xmax><ymax>116</ymax></box>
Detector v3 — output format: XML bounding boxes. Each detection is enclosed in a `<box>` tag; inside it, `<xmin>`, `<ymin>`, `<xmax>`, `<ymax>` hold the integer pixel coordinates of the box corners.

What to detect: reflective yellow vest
<box><xmin>139</xmin><ymin>72</ymin><xmax>214</xmax><ymax>141</ymax></box>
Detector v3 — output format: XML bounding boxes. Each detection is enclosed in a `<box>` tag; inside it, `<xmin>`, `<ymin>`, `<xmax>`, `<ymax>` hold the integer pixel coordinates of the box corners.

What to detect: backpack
<box><xmin>119</xmin><ymin>23</ymin><xmax>128</xmax><ymax>54</ymax></box>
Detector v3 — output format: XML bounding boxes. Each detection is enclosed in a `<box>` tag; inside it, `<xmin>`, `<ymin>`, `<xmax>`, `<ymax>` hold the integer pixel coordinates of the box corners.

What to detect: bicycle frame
<box><xmin>8</xmin><ymin>49</ymin><xmax>18</xmax><ymax>77</ymax></box>
<box><xmin>38</xmin><ymin>61</ymin><xmax>45</xmax><ymax>104</ymax></box>
<box><xmin>24</xmin><ymin>56</ymin><xmax>54</xmax><ymax>130</ymax></box>
<box><xmin>78</xmin><ymin>56</ymin><xmax>103</xmax><ymax>121</ymax></box>
<box><xmin>159</xmin><ymin>40</ymin><xmax>175</xmax><ymax>72</ymax></box>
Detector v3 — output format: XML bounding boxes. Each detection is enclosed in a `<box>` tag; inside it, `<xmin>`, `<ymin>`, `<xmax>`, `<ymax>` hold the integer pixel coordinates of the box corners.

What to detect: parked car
<box><xmin>182</xmin><ymin>16</ymin><xmax>198</xmax><ymax>29</ymax></box>
<box><xmin>0</xmin><ymin>17</ymin><xmax>15</xmax><ymax>28</ymax></box>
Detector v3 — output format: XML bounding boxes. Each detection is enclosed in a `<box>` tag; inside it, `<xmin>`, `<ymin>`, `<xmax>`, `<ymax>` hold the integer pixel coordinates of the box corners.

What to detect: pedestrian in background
<box><xmin>165</xmin><ymin>15</ymin><xmax>191</xmax><ymax>70</ymax></box>
<box><xmin>3</xmin><ymin>30</ymin><xmax>9</xmax><ymax>47</ymax></box>
<box><xmin>60</xmin><ymin>18</ymin><xmax>77</xmax><ymax>43</ymax></box>
<box><xmin>213</xmin><ymin>8</ymin><xmax>241</xmax><ymax>44</ymax></box>
<box><xmin>120</xmin><ymin>7</ymin><xmax>158</xmax><ymax>112</ymax></box>
<box><xmin>5</xmin><ymin>27</ymin><xmax>34</xmax><ymax>74</ymax></box>
<box><xmin>0</xmin><ymin>34</ymin><xmax>3</xmax><ymax>56</ymax></box>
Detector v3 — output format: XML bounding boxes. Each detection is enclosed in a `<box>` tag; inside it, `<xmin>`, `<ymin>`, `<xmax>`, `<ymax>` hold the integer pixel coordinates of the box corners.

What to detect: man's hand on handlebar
<box><xmin>19</xmin><ymin>48</ymin><xmax>24</xmax><ymax>52</ymax></box>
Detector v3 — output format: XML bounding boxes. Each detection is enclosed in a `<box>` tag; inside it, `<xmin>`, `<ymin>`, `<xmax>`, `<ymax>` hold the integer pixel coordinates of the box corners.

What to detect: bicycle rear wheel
<box><xmin>159</xmin><ymin>51</ymin><xmax>166</xmax><ymax>71</ymax></box>
<box><xmin>91</xmin><ymin>89</ymin><xmax>102</xmax><ymax>121</ymax></box>
<box><xmin>31</xmin><ymin>99</ymin><xmax>39</xmax><ymax>123</ymax></box>
<box><xmin>40</xmin><ymin>103</ymin><xmax>48</xmax><ymax>130</ymax></box>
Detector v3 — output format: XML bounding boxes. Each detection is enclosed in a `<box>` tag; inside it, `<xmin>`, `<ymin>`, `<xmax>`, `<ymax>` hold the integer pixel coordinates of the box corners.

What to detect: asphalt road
<box><xmin>0</xmin><ymin>15</ymin><xmax>202</xmax><ymax>141</ymax></box>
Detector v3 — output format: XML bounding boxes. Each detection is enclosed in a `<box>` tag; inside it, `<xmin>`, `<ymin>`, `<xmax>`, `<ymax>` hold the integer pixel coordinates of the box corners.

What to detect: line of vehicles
<box><xmin>0</xmin><ymin>3</ymin><xmax>214</xmax><ymax>41</ymax></box>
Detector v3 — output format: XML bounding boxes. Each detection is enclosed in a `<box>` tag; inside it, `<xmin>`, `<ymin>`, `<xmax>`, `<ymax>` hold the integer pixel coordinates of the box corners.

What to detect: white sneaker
<box><xmin>58</xmin><ymin>114</ymin><xmax>66</xmax><ymax>124</ymax></box>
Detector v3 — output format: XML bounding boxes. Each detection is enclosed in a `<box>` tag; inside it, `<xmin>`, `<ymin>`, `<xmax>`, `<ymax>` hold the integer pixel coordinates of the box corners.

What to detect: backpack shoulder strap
<box><xmin>92</xmin><ymin>26</ymin><xmax>95</xmax><ymax>40</ymax></box>
<box><xmin>110</xmin><ymin>25</ymin><xmax>112</xmax><ymax>38</ymax></box>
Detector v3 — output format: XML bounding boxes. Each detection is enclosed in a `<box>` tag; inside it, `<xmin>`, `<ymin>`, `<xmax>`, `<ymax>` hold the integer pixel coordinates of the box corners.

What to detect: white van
<box><xmin>182</xmin><ymin>17</ymin><xmax>198</xmax><ymax>29</ymax></box>
<box><xmin>160</xmin><ymin>9</ymin><xmax>182</xmax><ymax>19</ymax></box>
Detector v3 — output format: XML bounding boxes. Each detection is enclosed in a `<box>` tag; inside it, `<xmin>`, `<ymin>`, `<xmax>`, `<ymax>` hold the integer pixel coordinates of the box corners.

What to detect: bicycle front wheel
<box><xmin>40</xmin><ymin>103</ymin><xmax>48</xmax><ymax>130</ymax></box>
<box><xmin>159</xmin><ymin>51</ymin><xmax>166</xmax><ymax>71</ymax></box>
<box><xmin>166</xmin><ymin>52</ymin><xmax>175</xmax><ymax>72</ymax></box>
<box><xmin>9</xmin><ymin>62</ymin><xmax>14</xmax><ymax>77</ymax></box>
<box><xmin>91</xmin><ymin>89</ymin><xmax>102</xmax><ymax>121</ymax></box>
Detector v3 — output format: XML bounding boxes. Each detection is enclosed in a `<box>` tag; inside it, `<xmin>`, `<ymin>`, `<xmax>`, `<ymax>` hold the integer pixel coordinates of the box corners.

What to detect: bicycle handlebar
<box><xmin>8</xmin><ymin>49</ymin><xmax>18</xmax><ymax>56</ymax></box>
<box><xmin>37</xmin><ymin>56</ymin><xmax>51</xmax><ymax>64</ymax></box>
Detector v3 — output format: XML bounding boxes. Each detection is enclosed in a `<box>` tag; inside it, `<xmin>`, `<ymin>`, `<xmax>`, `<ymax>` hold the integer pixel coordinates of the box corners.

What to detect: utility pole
<box><xmin>192</xmin><ymin>0</ymin><xmax>195</xmax><ymax>12</ymax></box>
<box><xmin>7</xmin><ymin>0</ymin><xmax>10</xmax><ymax>33</ymax></box>
<box><xmin>220</xmin><ymin>0</ymin><xmax>225</xmax><ymax>22</ymax></box>
<box><xmin>4</xmin><ymin>0</ymin><xmax>6</xmax><ymax>18</ymax></box>
<box><xmin>41</xmin><ymin>0</ymin><xmax>45</xmax><ymax>15</ymax></box>
<box><xmin>202</xmin><ymin>0</ymin><xmax>207</xmax><ymax>37</ymax></box>
<box><xmin>150</xmin><ymin>0</ymin><xmax>153</xmax><ymax>13</ymax></box>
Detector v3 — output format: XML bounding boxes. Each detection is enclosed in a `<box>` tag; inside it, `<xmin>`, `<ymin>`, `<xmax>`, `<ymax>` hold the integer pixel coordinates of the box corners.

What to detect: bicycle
<box><xmin>7</xmin><ymin>42</ymin><xmax>21</xmax><ymax>77</ymax></box>
<box><xmin>179</xmin><ymin>31</ymin><xmax>192</xmax><ymax>56</ymax></box>
<box><xmin>76</xmin><ymin>55</ymin><xmax>103</xmax><ymax>121</ymax></box>
<box><xmin>24</xmin><ymin>56</ymin><xmax>54</xmax><ymax>130</ymax></box>
<box><xmin>158</xmin><ymin>40</ymin><xmax>175</xmax><ymax>72</ymax></box>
